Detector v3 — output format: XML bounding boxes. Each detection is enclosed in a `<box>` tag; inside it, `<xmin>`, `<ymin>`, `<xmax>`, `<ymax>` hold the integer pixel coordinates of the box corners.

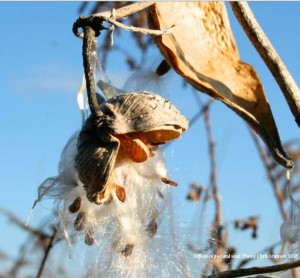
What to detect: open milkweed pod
<box><xmin>75</xmin><ymin>91</ymin><xmax>188</xmax><ymax>204</ymax></box>
<box><xmin>148</xmin><ymin>2</ymin><xmax>293</xmax><ymax>169</ymax></box>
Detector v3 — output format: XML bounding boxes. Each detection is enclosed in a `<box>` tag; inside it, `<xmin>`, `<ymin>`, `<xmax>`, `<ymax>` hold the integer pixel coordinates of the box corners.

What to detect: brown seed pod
<box><xmin>75</xmin><ymin>91</ymin><xmax>189</xmax><ymax>204</ymax></box>
<box><xmin>102</xmin><ymin>92</ymin><xmax>188</xmax><ymax>140</ymax></box>
<box><xmin>148</xmin><ymin>2</ymin><xmax>293</xmax><ymax>169</ymax></box>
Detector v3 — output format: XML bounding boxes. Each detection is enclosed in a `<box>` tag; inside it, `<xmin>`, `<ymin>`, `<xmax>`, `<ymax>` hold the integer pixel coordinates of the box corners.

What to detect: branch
<box><xmin>249</xmin><ymin>129</ymin><xmax>288</xmax><ymax>220</ymax></box>
<box><xmin>189</xmin><ymin>96</ymin><xmax>214</xmax><ymax>127</ymax></box>
<box><xmin>35</xmin><ymin>228</ymin><xmax>57</xmax><ymax>278</ymax></box>
<box><xmin>206</xmin><ymin>259</ymin><xmax>300</xmax><ymax>278</ymax></box>
<box><xmin>92</xmin><ymin>2</ymin><xmax>155</xmax><ymax>20</ymax></box>
<box><xmin>0</xmin><ymin>208</ymin><xmax>50</xmax><ymax>240</ymax></box>
<box><xmin>204</xmin><ymin>103</ymin><xmax>222</xmax><ymax>225</ymax></box>
<box><xmin>230</xmin><ymin>2</ymin><xmax>300</xmax><ymax>127</ymax></box>
<box><xmin>73</xmin><ymin>2</ymin><xmax>165</xmax><ymax>38</ymax></box>
<box><xmin>106</xmin><ymin>17</ymin><xmax>174</xmax><ymax>36</ymax></box>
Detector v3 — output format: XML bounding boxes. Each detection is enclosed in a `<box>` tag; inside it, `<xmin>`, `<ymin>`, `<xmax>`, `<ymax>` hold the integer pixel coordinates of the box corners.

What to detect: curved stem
<box><xmin>82</xmin><ymin>26</ymin><xmax>102</xmax><ymax>117</ymax></box>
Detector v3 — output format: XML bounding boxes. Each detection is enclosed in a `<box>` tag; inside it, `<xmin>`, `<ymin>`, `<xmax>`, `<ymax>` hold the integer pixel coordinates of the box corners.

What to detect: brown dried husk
<box><xmin>148</xmin><ymin>2</ymin><xmax>293</xmax><ymax>169</ymax></box>
<box><xmin>75</xmin><ymin>116</ymin><xmax>120</xmax><ymax>201</ymax></box>
<box><xmin>101</xmin><ymin>91</ymin><xmax>188</xmax><ymax>142</ymax></box>
<box><xmin>75</xmin><ymin>91</ymin><xmax>189</xmax><ymax>203</ymax></box>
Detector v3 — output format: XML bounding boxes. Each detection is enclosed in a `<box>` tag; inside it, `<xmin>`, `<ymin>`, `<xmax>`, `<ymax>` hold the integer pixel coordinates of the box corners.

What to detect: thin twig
<box><xmin>204</xmin><ymin>103</ymin><xmax>222</xmax><ymax>225</ymax></box>
<box><xmin>249</xmin><ymin>129</ymin><xmax>288</xmax><ymax>220</ymax></box>
<box><xmin>93</xmin><ymin>2</ymin><xmax>155</xmax><ymax>20</ymax></box>
<box><xmin>106</xmin><ymin>17</ymin><xmax>174</xmax><ymax>36</ymax></box>
<box><xmin>35</xmin><ymin>228</ymin><xmax>57</xmax><ymax>278</ymax></box>
<box><xmin>73</xmin><ymin>2</ymin><xmax>157</xmax><ymax>38</ymax></box>
<box><xmin>206</xmin><ymin>259</ymin><xmax>300</xmax><ymax>278</ymax></box>
<box><xmin>0</xmin><ymin>208</ymin><xmax>50</xmax><ymax>240</ymax></box>
<box><xmin>189</xmin><ymin>97</ymin><xmax>214</xmax><ymax>127</ymax></box>
<box><xmin>230</xmin><ymin>2</ymin><xmax>300</xmax><ymax>127</ymax></box>
<box><xmin>236</xmin><ymin>240</ymin><xmax>282</xmax><ymax>269</ymax></box>
<box><xmin>204</xmin><ymin>102</ymin><xmax>225</xmax><ymax>273</ymax></box>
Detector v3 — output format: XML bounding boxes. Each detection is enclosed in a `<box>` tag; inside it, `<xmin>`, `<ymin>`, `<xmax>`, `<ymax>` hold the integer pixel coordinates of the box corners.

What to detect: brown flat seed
<box><xmin>69</xmin><ymin>197</ymin><xmax>82</xmax><ymax>213</ymax></box>
<box><xmin>85</xmin><ymin>229</ymin><xmax>95</xmax><ymax>245</ymax></box>
<box><xmin>146</xmin><ymin>219</ymin><xmax>158</xmax><ymax>238</ymax></box>
<box><xmin>74</xmin><ymin>211</ymin><xmax>87</xmax><ymax>231</ymax></box>
<box><xmin>161</xmin><ymin>177</ymin><xmax>178</xmax><ymax>186</ymax></box>
<box><xmin>157</xmin><ymin>190</ymin><xmax>164</xmax><ymax>199</ymax></box>
<box><xmin>116</xmin><ymin>185</ymin><xmax>126</xmax><ymax>202</ymax></box>
<box><xmin>121</xmin><ymin>244</ymin><xmax>134</xmax><ymax>257</ymax></box>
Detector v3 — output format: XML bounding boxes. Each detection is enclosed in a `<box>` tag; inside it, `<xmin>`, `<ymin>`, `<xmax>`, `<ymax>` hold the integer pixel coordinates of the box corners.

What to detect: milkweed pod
<box><xmin>75</xmin><ymin>91</ymin><xmax>189</xmax><ymax>204</ymax></box>
<box><xmin>148</xmin><ymin>2</ymin><xmax>293</xmax><ymax>169</ymax></box>
<box><xmin>100</xmin><ymin>91</ymin><xmax>189</xmax><ymax>143</ymax></box>
<box><xmin>75</xmin><ymin>117</ymin><xmax>120</xmax><ymax>203</ymax></box>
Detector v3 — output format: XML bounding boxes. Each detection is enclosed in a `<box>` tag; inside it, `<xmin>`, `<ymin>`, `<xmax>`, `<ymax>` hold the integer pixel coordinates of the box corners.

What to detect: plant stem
<box><xmin>230</xmin><ymin>2</ymin><xmax>300</xmax><ymax>127</ymax></box>
<box><xmin>206</xmin><ymin>259</ymin><xmax>300</xmax><ymax>278</ymax></box>
<box><xmin>36</xmin><ymin>229</ymin><xmax>57</xmax><ymax>278</ymax></box>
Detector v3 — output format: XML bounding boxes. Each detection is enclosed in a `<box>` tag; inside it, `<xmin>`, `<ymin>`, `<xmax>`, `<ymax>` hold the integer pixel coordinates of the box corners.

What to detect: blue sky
<box><xmin>0</xmin><ymin>1</ymin><xmax>300</xmax><ymax>274</ymax></box>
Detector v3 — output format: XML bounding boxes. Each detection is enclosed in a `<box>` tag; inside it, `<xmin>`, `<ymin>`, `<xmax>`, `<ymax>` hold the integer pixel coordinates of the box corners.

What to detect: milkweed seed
<box><xmin>85</xmin><ymin>228</ymin><xmax>95</xmax><ymax>245</ymax></box>
<box><xmin>69</xmin><ymin>197</ymin><xmax>82</xmax><ymax>213</ymax></box>
<box><xmin>121</xmin><ymin>244</ymin><xmax>134</xmax><ymax>257</ymax></box>
<box><xmin>161</xmin><ymin>177</ymin><xmax>178</xmax><ymax>186</ymax></box>
<box><xmin>116</xmin><ymin>185</ymin><xmax>126</xmax><ymax>202</ymax></box>
<box><xmin>74</xmin><ymin>211</ymin><xmax>87</xmax><ymax>231</ymax></box>
<box><xmin>146</xmin><ymin>219</ymin><xmax>158</xmax><ymax>238</ymax></box>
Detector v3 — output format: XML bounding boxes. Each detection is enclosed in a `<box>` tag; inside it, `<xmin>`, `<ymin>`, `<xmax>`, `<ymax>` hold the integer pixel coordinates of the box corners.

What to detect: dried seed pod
<box><xmin>68</xmin><ymin>197</ymin><xmax>82</xmax><ymax>213</ymax></box>
<box><xmin>75</xmin><ymin>91</ymin><xmax>189</xmax><ymax>204</ymax></box>
<box><xmin>74</xmin><ymin>211</ymin><xmax>87</xmax><ymax>231</ymax></box>
<box><xmin>76</xmin><ymin>117</ymin><xmax>120</xmax><ymax>203</ymax></box>
<box><xmin>149</xmin><ymin>2</ymin><xmax>293</xmax><ymax>169</ymax></box>
<box><xmin>102</xmin><ymin>92</ymin><xmax>188</xmax><ymax>140</ymax></box>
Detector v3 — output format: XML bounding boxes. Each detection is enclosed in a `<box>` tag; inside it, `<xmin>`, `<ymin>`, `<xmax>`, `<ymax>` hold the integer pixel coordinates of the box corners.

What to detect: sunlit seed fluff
<box><xmin>35</xmin><ymin>129</ymin><xmax>190</xmax><ymax>276</ymax></box>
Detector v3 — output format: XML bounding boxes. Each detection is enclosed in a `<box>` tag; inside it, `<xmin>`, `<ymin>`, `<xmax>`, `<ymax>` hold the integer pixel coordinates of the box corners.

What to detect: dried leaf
<box><xmin>149</xmin><ymin>2</ymin><xmax>293</xmax><ymax>168</ymax></box>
